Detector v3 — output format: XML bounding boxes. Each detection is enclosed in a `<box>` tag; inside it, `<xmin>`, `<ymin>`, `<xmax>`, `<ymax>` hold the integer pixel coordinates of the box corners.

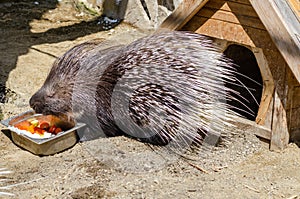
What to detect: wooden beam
<box><xmin>158</xmin><ymin>0</ymin><xmax>209</xmax><ymax>31</ymax></box>
<box><xmin>249</xmin><ymin>0</ymin><xmax>300</xmax><ymax>84</ymax></box>
<box><xmin>231</xmin><ymin>116</ymin><xmax>272</xmax><ymax>141</ymax></box>
<box><xmin>287</xmin><ymin>0</ymin><xmax>300</xmax><ymax>21</ymax></box>
<box><xmin>252</xmin><ymin>48</ymin><xmax>275</xmax><ymax>125</ymax></box>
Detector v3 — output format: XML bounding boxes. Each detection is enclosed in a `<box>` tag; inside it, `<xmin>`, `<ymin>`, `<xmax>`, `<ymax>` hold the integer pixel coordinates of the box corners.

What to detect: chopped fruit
<box><xmin>48</xmin><ymin>125</ymin><xmax>57</xmax><ymax>134</ymax></box>
<box><xmin>29</xmin><ymin>119</ymin><xmax>39</xmax><ymax>127</ymax></box>
<box><xmin>39</xmin><ymin>122</ymin><xmax>50</xmax><ymax>130</ymax></box>
<box><xmin>54</xmin><ymin>127</ymin><xmax>62</xmax><ymax>135</ymax></box>
<box><xmin>34</xmin><ymin>127</ymin><xmax>46</xmax><ymax>135</ymax></box>
<box><xmin>14</xmin><ymin>121</ymin><xmax>31</xmax><ymax>131</ymax></box>
<box><xmin>27</xmin><ymin>125</ymin><xmax>35</xmax><ymax>134</ymax></box>
<box><xmin>13</xmin><ymin>116</ymin><xmax>64</xmax><ymax>137</ymax></box>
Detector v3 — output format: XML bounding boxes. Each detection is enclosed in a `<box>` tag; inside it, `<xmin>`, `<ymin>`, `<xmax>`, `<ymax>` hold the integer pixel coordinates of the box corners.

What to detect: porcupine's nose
<box><xmin>29</xmin><ymin>93</ymin><xmax>45</xmax><ymax>114</ymax></box>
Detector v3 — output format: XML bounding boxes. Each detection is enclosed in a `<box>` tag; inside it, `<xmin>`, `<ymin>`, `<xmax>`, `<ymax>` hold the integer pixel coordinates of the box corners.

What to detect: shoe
<box><xmin>97</xmin><ymin>15</ymin><xmax>122</xmax><ymax>30</ymax></box>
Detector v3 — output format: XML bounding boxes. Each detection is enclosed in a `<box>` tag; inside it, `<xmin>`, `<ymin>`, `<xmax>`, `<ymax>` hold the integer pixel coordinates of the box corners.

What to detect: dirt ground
<box><xmin>1</xmin><ymin>1</ymin><xmax>300</xmax><ymax>198</ymax></box>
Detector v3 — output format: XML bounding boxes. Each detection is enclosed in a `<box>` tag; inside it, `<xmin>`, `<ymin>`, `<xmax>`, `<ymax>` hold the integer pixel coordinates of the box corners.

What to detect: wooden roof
<box><xmin>159</xmin><ymin>0</ymin><xmax>300</xmax><ymax>84</ymax></box>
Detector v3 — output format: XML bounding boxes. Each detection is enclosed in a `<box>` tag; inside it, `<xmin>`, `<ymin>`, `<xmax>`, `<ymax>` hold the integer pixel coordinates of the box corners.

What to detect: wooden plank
<box><xmin>158</xmin><ymin>0</ymin><xmax>209</xmax><ymax>31</ymax></box>
<box><xmin>287</xmin><ymin>0</ymin><xmax>300</xmax><ymax>20</ymax></box>
<box><xmin>286</xmin><ymin>71</ymin><xmax>300</xmax><ymax>140</ymax></box>
<box><xmin>252</xmin><ymin>48</ymin><xmax>275</xmax><ymax>125</ymax></box>
<box><xmin>228</xmin><ymin>0</ymin><xmax>251</xmax><ymax>5</ymax></box>
<box><xmin>270</xmin><ymin>90</ymin><xmax>289</xmax><ymax>151</ymax></box>
<box><xmin>204</xmin><ymin>0</ymin><xmax>256</xmax><ymax>18</ymax></box>
<box><xmin>290</xmin><ymin>128</ymin><xmax>300</xmax><ymax>146</ymax></box>
<box><xmin>249</xmin><ymin>0</ymin><xmax>300</xmax><ymax>84</ymax></box>
<box><xmin>289</xmin><ymin>107</ymin><xmax>300</xmax><ymax>129</ymax></box>
<box><xmin>292</xmin><ymin>86</ymin><xmax>300</xmax><ymax>108</ymax></box>
<box><xmin>188</xmin><ymin>15</ymin><xmax>263</xmax><ymax>46</ymax></box>
<box><xmin>292</xmin><ymin>108</ymin><xmax>300</xmax><ymax>130</ymax></box>
<box><xmin>231</xmin><ymin>116</ymin><xmax>272</xmax><ymax>140</ymax></box>
<box><xmin>287</xmin><ymin>85</ymin><xmax>300</xmax><ymax>135</ymax></box>
<box><xmin>227</xmin><ymin>0</ymin><xmax>251</xmax><ymax>5</ymax></box>
<box><xmin>196</xmin><ymin>7</ymin><xmax>265</xmax><ymax>30</ymax></box>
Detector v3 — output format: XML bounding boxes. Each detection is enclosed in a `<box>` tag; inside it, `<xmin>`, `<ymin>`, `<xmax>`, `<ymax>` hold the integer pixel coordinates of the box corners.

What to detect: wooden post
<box><xmin>270</xmin><ymin>90</ymin><xmax>290</xmax><ymax>151</ymax></box>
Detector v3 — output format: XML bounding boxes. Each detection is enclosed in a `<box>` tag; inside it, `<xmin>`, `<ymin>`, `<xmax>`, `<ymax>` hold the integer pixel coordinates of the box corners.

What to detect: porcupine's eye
<box><xmin>46</xmin><ymin>91</ymin><xmax>55</xmax><ymax>98</ymax></box>
<box><xmin>29</xmin><ymin>89</ymin><xmax>48</xmax><ymax>114</ymax></box>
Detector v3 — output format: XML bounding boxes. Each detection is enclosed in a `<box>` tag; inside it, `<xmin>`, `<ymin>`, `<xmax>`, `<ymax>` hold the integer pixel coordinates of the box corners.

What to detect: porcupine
<box><xmin>29</xmin><ymin>31</ymin><xmax>246</xmax><ymax>150</ymax></box>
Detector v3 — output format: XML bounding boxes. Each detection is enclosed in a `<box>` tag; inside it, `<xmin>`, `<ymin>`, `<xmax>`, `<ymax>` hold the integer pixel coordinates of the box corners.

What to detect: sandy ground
<box><xmin>1</xmin><ymin>1</ymin><xmax>300</xmax><ymax>198</ymax></box>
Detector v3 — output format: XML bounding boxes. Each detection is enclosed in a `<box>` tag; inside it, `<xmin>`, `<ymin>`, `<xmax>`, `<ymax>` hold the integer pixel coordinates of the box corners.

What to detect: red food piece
<box><xmin>54</xmin><ymin>127</ymin><xmax>62</xmax><ymax>135</ymax></box>
<box><xmin>48</xmin><ymin>125</ymin><xmax>57</xmax><ymax>134</ymax></box>
<box><xmin>34</xmin><ymin>127</ymin><xmax>46</xmax><ymax>135</ymax></box>
<box><xmin>39</xmin><ymin>122</ymin><xmax>50</xmax><ymax>130</ymax></box>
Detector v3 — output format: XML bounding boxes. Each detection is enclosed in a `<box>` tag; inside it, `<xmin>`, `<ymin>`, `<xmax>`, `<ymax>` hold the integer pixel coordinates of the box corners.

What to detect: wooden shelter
<box><xmin>158</xmin><ymin>0</ymin><xmax>300</xmax><ymax>150</ymax></box>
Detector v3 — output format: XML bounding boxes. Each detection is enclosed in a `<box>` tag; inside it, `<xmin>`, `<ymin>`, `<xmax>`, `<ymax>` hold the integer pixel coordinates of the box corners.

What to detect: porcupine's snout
<box><xmin>29</xmin><ymin>90</ymin><xmax>47</xmax><ymax>114</ymax></box>
<box><xmin>29</xmin><ymin>87</ymin><xmax>76</xmax><ymax>130</ymax></box>
<box><xmin>29</xmin><ymin>85</ymin><xmax>73</xmax><ymax>119</ymax></box>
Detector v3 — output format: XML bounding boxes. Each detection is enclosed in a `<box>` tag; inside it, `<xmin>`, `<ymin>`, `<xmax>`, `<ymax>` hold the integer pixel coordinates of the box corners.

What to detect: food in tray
<box><xmin>0</xmin><ymin>111</ymin><xmax>85</xmax><ymax>155</ymax></box>
<box><xmin>8</xmin><ymin>114</ymin><xmax>74</xmax><ymax>139</ymax></box>
<box><xmin>14</xmin><ymin>118</ymin><xmax>62</xmax><ymax>135</ymax></box>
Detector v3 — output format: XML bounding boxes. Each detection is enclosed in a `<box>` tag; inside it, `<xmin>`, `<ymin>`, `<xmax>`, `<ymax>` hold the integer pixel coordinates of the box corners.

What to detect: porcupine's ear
<box><xmin>0</xmin><ymin>168</ymin><xmax>14</xmax><ymax>196</ymax></box>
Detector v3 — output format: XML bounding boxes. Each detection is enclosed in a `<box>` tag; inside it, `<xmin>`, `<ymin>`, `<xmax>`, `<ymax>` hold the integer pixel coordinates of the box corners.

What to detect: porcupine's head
<box><xmin>29</xmin><ymin>40</ymin><xmax>112</xmax><ymax>122</ymax></box>
<box><xmin>29</xmin><ymin>39</ymin><xmax>125</xmax><ymax>138</ymax></box>
<box><xmin>29</xmin><ymin>44</ymin><xmax>85</xmax><ymax>122</ymax></box>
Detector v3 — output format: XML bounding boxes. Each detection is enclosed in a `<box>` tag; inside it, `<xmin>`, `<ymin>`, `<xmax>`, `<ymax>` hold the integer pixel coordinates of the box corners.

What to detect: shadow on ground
<box><xmin>0</xmin><ymin>0</ymin><xmax>102</xmax><ymax>119</ymax></box>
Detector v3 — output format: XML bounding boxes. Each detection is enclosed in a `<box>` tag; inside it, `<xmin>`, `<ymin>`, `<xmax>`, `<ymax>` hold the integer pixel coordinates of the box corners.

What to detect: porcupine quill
<box><xmin>0</xmin><ymin>168</ymin><xmax>13</xmax><ymax>196</ymax></box>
